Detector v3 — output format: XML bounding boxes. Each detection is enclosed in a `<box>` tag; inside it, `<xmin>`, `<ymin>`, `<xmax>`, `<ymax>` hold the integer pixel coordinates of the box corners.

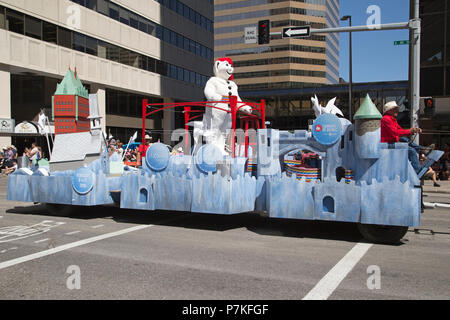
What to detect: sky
<box><xmin>338</xmin><ymin>0</ymin><xmax>410</xmax><ymax>83</ymax></box>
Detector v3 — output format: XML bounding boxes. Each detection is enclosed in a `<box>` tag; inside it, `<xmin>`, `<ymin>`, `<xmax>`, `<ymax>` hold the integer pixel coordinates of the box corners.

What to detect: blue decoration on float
<box><xmin>145</xmin><ymin>143</ymin><xmax>170</xmax><ymax>171</ymax></box>
<box><xmin>72</xmin><ymin>166</ymin><xmax>95</xmax><ymax>195</ymax></box>
<box><xmin>312</xmin><ymin>114</ymin><xmax>342</xmax><ymax>146</ymax></box>
<box><xmin>195</xmin><ymin>144</ymin><xmax>223</xmax><ymax>174</ymax></box>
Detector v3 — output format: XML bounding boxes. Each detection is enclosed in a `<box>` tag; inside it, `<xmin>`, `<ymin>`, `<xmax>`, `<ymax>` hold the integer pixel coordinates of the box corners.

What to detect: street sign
<box><xmin>282</xmin><ymin>26</ymin><xmax>310</xmax><ymax>38</ymax></box>
<box><xmin>244</xmin><ymin>27</ymin><xmax>257</xmax><ymax>44</ymax></box>
<box><xmin>394</xmin><ymin>40</ymin><xmax>409</xmax><ymax>45</ymax></box>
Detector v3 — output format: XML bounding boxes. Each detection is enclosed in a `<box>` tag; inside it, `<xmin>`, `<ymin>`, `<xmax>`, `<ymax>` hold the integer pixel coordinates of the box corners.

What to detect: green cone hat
<box><xmin>353</xmin><ymin>94</ymin><xmax>382</xmax><ymax>120</ymax></box>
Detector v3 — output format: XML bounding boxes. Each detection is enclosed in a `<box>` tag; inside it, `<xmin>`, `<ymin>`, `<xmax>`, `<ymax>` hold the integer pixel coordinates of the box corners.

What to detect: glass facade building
<box><xmin>214</xmin><ymin>0</ymin><xmax>340</xmax><ymax>92</ymax></box>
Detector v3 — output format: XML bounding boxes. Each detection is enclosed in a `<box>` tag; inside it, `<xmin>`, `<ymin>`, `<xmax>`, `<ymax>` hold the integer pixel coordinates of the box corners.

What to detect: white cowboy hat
<box><xmin>383</xmin><ymin>101</ymin><xmax>399</xmax><ymax>114</ymax></box>
<box><xmin>144</xmin><ymin>134</ymin><xmax>152</xmax><ymax>140</ymax></box>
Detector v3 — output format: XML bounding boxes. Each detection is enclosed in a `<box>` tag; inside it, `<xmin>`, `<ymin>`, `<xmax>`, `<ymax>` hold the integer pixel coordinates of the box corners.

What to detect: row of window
<box><xmin>155</xmin><ymin>0</ymin><xmax>213</xmax><ymax>33</ymax></box>
<box><xmin>0</xmin><ymin>7</ymin><xmax>210</xmax><ymax>87</ymax></box>
<box><xmin>233</xmin><ymin>57</ymin><xmax>326</xmax><ymax>67</ymax></box>
<box><xmin>55</xmin><ymin>108</ymin><xmax>74</xmax><ymax>112</ymax></box>
<box><xmin>55</xmin><ymin>101</ymin><xmax>74</xmax><ymax>105</ymax></box>
<box><xmin>215</xmin><ymin>0</ymin><xmax>326</xmax><ymax>11</ymax></box>
<box><xmin>70</xmin><ymin>0</ymin><xmax>213</xmax><ymax>60</ymax></box>
<box><xmin>216</xmin><ymin>44</ymin><xmax>326</xmax><ymax>57</ymax></box>
<box><xmin>239</xmin><ymin>81</ymin><xmax>325</xmax><ymax>91</ymax></box>
<box><xmin>234</xmin><ymin>69</ymin><xmax>326</xmax><ymax>79</ymax></box>
<box><xmin>106</xmin><ymin>89</ymin><xmax>164</xmax><ymax>118</ymax></box>
<box><xmin>215</xmin><ymin>7</ymin><xmax>326</xmax><ymax>23</ymax></box>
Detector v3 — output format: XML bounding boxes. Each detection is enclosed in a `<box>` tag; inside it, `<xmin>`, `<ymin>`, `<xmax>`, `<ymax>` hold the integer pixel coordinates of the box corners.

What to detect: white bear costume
<box><xmin>190</xmin><ymin>58</ymin><xmax>251</xmax><ymax>155</ymax></box>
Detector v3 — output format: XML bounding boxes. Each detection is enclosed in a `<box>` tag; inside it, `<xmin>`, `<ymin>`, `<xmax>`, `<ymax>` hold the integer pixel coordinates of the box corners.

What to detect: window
<box><xmin>156</xmin><ymin>60</ymin><xmax>168</xmax><ymax>76</ymax></box>
<box><xmin>86</xmin><ymin>0</ymin><xmax>97</xmax><ymax>10</ymax></box>
<box><xmin>147</xmin><ymin>21</ymin><xmax>155</xmax><ymax>36</ymax></box>
<box><xmin>58</xmin><ymin>27</ymin><xmax>72</xmax><ymax>48</ymax></box>
<box><xmin>86</xmin><ymin>36</ymin><xmax>97</xmax><ymax>55</ymax></box>
<box><xmin>184</xmin><ymin>69</ymin><xmax>189</xmax><ymax>82</ymax></box>
<box><xmin>0</xmin><ymin>6</ymin><xmax>5</xmax><ymax>30</ymax></box>
<box><xmin>25</xmin><ymin>15</ymin><xmax>41</xmax><ymax>39</ymax></box>
<box><xmin>147</xmin><ymin>57</ymin><xmax>155</xmax><ymax>72</ymax></box>
<box><xmin>129</xmin><ymin>51</ymin><xmax>139</xmax><ymax>68</ymax></box>
<box><xmin>130</xmin><ymin>13</ymin><xmax>138</xmax><ymax>29</ymax></box>
<box><xmin>177</xmin><ymin>66</ymin><xmax>183</xmax><ymax>81</ymax></box>
<box><xmin>97</xmin><ymin>0</ymin><xmax>108</xmax><ymax>16</ymax></box>
<box><xmin>120</xmin><ymin>47</ymin><xmax>129</xmax><ymax>65</ymax></box>
<box><xmin>109</xmin><ymin>3</ymin><xmax>119</xmax><ymax>20</ymax></box>
<box><xmin>119</xmin><ymin>8</ymin><xmax>129</xmax><ymax>25</ymax></box>
<box><xmin>138</xmin><ymin>17</ymin><xmax>147</xmax><ymax>33</ymax></box>
<box><xmin>73</xmin><ymin>32</ymin><xmax>86</xmax><ymax>52</ymax></box>
<box><xmin>6</xmin><ymin>9</ymin><xmax>24</xmax><ymax>34</ymax></box>
<box><xmin>107</xmin><ymin>43</ymin><xmax>119</xmax><ymax>62</ymax></box>
<box><xmin>97</xmin><ymin>40</ymin><xmax>107</xmax><ymax>59</ymax></box>
<box><xmin>176</xmin><ymin>33</ymin><xmax>183</xmax><ymax>48</ymax></box>
<box><xmin>184</xmin><ymin>37</ymin><xmax>189</xmax><ymax>51</ymax></box>
<box><xmin>43</xmin><ymin>21</ymin><xmax>56</xmax><ymax>44</ymax></box>
<box><xmin>170</xmin><ymin>30</ymin><xmax>177</xmax><ymax>46</ymax></box>
<box><xmin>139</xmin><ymin>55</ymin><xmax>147</xmax><ymax>70</ymax></box>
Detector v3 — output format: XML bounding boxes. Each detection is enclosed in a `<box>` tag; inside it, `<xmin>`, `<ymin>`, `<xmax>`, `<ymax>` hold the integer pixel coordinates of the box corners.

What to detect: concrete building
<box><xmin>214</xmin><ymin>0</ymin><xmax>340</xmax><ymax>93</ymax></box>
<box><xmin>0</xmin><ymin>0</ymin><xmax>214</xmax><ymax>153</ymax></box>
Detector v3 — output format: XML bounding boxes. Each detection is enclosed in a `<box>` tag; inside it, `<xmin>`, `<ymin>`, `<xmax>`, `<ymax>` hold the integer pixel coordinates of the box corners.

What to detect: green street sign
<box><xmin>394</xmin><ymin>40</ymin><xmax>409</xmax><ymax>45</ymax></box>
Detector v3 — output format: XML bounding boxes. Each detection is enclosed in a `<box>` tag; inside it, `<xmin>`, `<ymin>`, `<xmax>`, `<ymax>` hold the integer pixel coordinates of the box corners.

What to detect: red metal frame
<box><xmin>141</xmin><ymin>96</ymin><xmax>265</xmax><ymax>158</ymax></box>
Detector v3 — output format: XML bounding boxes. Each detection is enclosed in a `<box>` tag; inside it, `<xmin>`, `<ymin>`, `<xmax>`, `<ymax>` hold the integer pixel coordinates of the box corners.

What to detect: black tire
<box><xmin>45</xmin><ymin>203</ymin><xmax>78</xmax><ymax>217</ymax></box>
<box><xmin>357</xmin><ymin>223</ymin><xmax>408</xmax><ymax>245</ymax></box>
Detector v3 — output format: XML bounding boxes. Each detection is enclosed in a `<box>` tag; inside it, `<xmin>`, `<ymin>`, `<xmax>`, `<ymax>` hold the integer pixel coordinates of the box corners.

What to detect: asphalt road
<box><xmin>0</xmin><ymin>177</ymin><xmax>449</xmax><ymax>300</ymax></box>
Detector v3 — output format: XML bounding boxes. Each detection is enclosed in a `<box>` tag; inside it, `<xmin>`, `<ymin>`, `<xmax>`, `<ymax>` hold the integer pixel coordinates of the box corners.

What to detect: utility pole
<box><xmin>410</xmin><ymin>0</ymin><xmax>421</xmax><ymax>143</ymax></box>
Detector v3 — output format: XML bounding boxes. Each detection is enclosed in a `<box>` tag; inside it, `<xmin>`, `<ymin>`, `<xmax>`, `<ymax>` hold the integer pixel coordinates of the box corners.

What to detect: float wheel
<box><xmin>357</xmin><ymin>224</ymin><xmax>408</xmax><ymax>245</ymax></box>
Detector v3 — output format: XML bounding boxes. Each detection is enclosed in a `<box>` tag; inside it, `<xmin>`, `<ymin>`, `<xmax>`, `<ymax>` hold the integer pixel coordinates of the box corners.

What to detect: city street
<box><xmin>0</xmin><ymin>177</ymin><xmax>449</xmax><ymax>300</ymax></box>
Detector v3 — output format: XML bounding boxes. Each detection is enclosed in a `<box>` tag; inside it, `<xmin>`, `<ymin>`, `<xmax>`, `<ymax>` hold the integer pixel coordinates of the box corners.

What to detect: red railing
<box><xmin>142</xmin><ymin>96</ymin><xmax>265</xmax><ymax>158</ymax></box>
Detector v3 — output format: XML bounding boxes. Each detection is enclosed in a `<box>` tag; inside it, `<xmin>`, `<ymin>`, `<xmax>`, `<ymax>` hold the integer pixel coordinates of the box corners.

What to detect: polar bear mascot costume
<box><xmin>189</xmin><ymin>57</ymin><xmax>252</xmax><ymax>155</ymax></box>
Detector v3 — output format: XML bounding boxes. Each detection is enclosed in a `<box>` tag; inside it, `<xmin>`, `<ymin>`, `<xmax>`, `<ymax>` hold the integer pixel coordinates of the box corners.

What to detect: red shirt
<box><xmin>381</xmin><ymin>114</ymin><xmax>412</xmax><ymax>143</ymax></box>
<box><xmin>138</xmin><ymin>143</ymin><xmax>151</xmax><ymax>157</ymax></box>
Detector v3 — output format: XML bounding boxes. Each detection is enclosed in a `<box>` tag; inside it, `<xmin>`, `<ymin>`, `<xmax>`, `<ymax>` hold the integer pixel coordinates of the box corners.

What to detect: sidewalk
<box><xmin>422</xmin><ymin>179</ymin><xmax>450</xmax><ymax>195</ymax></box>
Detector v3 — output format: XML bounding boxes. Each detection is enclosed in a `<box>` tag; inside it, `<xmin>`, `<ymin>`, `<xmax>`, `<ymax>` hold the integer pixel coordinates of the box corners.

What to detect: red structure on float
<box><xmin>52</xmin><ymin>69</ymin><xmax>90</xmax><ymax>135</ymax></box>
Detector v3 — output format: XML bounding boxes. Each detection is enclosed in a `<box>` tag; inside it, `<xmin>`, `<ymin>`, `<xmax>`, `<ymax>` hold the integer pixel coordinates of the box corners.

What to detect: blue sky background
<box><xmin>338</xmin><ymin>0</ymin><xmax>410</xmax><ymax>83</ymax></box>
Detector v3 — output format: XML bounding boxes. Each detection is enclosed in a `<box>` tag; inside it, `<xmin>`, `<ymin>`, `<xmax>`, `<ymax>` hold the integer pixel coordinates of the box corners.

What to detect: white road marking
<box><xmin>65</xmin><ymin>231</ymin><xmax>81</xmax><ymax>235</ymax></box>
<box><xmin>302</xmin><ymin>243</ymin><xmax>373</xmax><ymax>300</ymax></box>
<box><xmin>91</xmin><ymin>224</ymin><xmax>104</xmax><ymax>229</ymax></box>
<box><xmin>0</xmin><ymin>225</ymin><xmax>151</xmax><ymax>270</ymax></box>
<box><xmin>34</xmin><ymin>238</ymin><xmax>50</xmax><ymax>244</ymax></box>
<box><xmin>0</xmin><ymin>221</ymin><xmax>65</xmax><ymax>244</ymax></box>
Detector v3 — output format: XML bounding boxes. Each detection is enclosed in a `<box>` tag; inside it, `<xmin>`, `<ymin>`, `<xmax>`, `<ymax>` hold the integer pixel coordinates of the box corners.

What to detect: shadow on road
<box><xmin>4</xmin><ymin>203</ymin><xmax>367</xmax><ymax>243</ymax></box>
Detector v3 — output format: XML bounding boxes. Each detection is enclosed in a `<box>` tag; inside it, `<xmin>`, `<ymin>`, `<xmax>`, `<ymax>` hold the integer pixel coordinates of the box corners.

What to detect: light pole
<box><xmin>341</xmin><ymin>15</ymin><xmax>353</xmax><ymax>121</ymax></box>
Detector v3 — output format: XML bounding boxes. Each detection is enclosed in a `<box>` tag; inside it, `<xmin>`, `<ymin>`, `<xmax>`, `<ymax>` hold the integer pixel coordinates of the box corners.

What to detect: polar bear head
<box><xmin>214</xmin><ymin>58</ymin><xmax>234</xmax><ymax>81</ymax></box>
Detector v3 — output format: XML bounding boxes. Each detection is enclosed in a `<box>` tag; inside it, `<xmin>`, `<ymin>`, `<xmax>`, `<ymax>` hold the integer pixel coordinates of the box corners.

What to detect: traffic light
<box><xmin>258</xmin><ymin>20</ymin><xmax>270</xmax><ymax>44</ymax></box>
<box><xmin>424</xmin><ymin>97</ymin><xmax>435</xmax><ymax>117</ymax></box>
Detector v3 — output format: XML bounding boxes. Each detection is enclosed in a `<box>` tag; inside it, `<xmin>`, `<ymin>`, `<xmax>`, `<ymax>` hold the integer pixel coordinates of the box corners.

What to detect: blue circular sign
<box><xmin>195</xmin><ymin>144</ymin><xmax>223</xmax><ymax>174</ymax></box>
<box><xmin>312</xmin><ymin>114</ymin><xmax>343</xmax><ymax>146</ymax></box>
<box><xmin>72</xmin><ymin>167</ymin><xmax>95</xmax><ymax>195</ymax></box>
<box><xmin>145</xmin><ymin>143</ymin><xmax>170</xmax><ymax>171</ymax></box>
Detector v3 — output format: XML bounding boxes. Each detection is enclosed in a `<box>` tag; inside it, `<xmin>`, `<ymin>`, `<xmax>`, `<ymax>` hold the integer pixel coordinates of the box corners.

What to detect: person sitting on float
<box><xmin>381</xmin><ymin>101</ymin><xmax>434</xmax><ymax>173</ymax></box>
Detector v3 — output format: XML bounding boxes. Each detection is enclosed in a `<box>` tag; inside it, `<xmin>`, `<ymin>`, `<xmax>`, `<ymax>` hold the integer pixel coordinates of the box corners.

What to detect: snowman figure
<box><xmin>190</xmin><ymin>58</ymin><xmax>251</xmax><ymax>155</ymax></box>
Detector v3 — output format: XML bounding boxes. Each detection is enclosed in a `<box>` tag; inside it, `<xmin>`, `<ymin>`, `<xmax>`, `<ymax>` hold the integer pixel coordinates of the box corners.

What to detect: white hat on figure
<box><xmin>383</xmin><ymin>101</ymin><xmax>399</xmax><ymax>114</ymax></box>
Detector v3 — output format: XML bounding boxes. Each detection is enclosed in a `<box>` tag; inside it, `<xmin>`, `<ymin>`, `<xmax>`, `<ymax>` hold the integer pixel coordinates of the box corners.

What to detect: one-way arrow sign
<box><xmin>282</xmin><ymin>26</ymin><xmax>311</xmax><ymax>38</ymax></box>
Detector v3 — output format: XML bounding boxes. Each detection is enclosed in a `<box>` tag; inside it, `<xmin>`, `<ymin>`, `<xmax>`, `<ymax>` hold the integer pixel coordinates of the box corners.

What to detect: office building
<box><xmin>0</xmin><ymin>0</ymin><xmax>214</xmax><ymax>152</ymax></box>
<box><xmin>214</xmin><ymin>0</ymin><xmax>340</xmax><ymax>92</ymax></box>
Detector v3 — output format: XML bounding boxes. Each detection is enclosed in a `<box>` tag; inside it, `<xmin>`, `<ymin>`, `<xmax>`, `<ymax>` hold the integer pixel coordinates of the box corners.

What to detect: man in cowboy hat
<box><xmin>137</xmin><ymin>134</ymin><xmax>152</xmax><ymax>165</ymax></box>
<box><xmin>381</xmin><ymin>101</ymin><xmax>433</xmax><ymax>173</ymax></box>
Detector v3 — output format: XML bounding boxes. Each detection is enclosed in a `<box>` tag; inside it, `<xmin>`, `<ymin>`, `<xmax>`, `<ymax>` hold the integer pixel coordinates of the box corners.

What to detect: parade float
<box><xmin>6</xmin><ymin>60</ymin><xmax>444</xmax><ymax>244</ymax></box>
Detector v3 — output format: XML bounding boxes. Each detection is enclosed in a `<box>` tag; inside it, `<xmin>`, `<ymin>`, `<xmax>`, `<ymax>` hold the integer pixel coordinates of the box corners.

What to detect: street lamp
<box><xmin>341</xmin><ymin>15</ymin><xmax>353</xmax><ymax>121</ymax></box>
